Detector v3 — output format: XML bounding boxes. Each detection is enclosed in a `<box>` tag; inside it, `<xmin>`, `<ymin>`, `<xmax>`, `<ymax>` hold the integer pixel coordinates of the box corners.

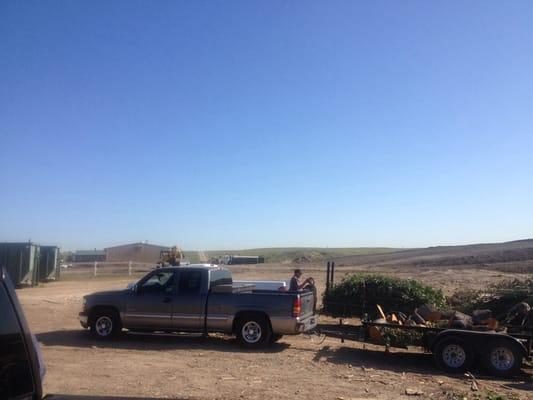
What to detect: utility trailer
<box><xmin>318</xmin><ymin>262</ymin><xmax>533</xmax><ymax>377</ymax></box>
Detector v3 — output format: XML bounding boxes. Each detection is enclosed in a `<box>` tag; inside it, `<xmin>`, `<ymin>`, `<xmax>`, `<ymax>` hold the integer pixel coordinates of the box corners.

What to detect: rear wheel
<box><xmin>90</xmin><ymin>309</ymin><xmax>122</xmax><ymax>339</ymax></box>
<box><xmin>482</xmin><ymin>339</ymin><xmax>523</xmax><ymax>377</ymax></box>
<box><xmin>270</xmin><ymin>334</ymin><xmax>283</xmax><ymax>343</ymax></box>
<box><xmin>236</xmin><ymin>314</ymin><xmax>271</xmax><ymax>348</ymax></box>
<box><xmin>434</xmin><ymin>337</ymin><xmax>474</xmax><ymax>374</ymax></box>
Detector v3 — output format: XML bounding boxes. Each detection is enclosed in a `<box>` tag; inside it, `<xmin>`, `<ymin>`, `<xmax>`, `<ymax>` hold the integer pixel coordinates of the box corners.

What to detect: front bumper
<box><xmin>79</xmin><ymin>312</ymin><xmax>88</xmax><ymax>329</ymax></box>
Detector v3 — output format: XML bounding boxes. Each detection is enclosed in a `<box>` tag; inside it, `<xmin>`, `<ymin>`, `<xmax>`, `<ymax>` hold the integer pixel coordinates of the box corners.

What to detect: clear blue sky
<box><xmin>1</xmin><ymin>1</ymin><xmax>532</xmax><ymax>251</ymax></box>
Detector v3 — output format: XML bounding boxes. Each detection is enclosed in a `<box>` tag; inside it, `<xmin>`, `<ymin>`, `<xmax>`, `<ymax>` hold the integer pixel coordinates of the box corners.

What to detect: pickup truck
<box><xmin>79</xmin><ymin>265</ymin><xmax>318</xmax><ymax>347</ymax></box>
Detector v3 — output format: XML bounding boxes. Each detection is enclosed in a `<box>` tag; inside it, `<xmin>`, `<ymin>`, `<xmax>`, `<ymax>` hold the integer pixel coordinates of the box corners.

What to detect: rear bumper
<box><xmin>79</xmin><ymin>312</ymin><xmax>88</xmax><ymax>328</ymax></box>
<box><xmin>271</xmin><ymin>314</ymin><xmax>318</xmax><ymax>335</ymax></box>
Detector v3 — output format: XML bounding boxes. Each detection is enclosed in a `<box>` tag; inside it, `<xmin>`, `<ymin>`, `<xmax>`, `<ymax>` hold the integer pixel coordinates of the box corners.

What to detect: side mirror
<box><xmin>127</xmin><ymin>283</ymin><xmax>139</xmax><ymax>293</ymax></box>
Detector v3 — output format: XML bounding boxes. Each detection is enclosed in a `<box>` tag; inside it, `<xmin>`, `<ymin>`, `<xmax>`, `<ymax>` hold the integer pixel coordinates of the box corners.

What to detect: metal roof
<box><xmin>104</xmin><ymin>242</ymin><xmax>170</xmax><ymax>250</ymax></box>
<box><xmin>73</xmin><ymin>250</ymin><xmax>106</xmax><ymax>256</ymax></box>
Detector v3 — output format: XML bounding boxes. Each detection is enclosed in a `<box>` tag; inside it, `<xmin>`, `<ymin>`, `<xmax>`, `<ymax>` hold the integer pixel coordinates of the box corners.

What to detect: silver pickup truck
<box><xmin>79</xmin><ymin>265</ymin><xmax>317</xmax><ymax>347</ymax></box>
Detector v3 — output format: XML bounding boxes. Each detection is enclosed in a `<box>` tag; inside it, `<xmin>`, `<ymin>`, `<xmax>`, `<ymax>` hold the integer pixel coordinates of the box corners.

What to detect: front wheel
<box><xmin>434</xmin><ymin>337</ymin><xmax>474</xmax><ymax>374</ymax></box>
<box><xmin>90</xmin><ymin>309</ymin><xmax>122</xmax><ymax>339</ymax></box>
<box><xmin>236</xmin><ymin>314</ymin><xmax>271</xmax><ymax>348</ymax></box>
<box><xmin>482</xmin><ymin>339</ymin><xmax>523</xmax><ymax>377</ymax></box>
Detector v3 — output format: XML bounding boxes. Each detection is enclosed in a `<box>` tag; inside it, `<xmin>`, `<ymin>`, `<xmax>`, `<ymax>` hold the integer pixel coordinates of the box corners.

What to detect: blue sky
<box><xmin>1</xmin><ymin>1</ymin><xmax>532</xmax><ymax>251</ymax></box>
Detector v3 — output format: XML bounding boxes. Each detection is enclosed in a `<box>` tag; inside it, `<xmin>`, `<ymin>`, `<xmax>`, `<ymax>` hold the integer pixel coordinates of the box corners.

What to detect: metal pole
<box><xmin>326</xmin><ymin>261</ymin><xmax>330</xmax><ymax>294</ymax></box>
<box><xmin>94</xmin><ymin>261</ymin><xmax>97</xmax><ymax>277</ymax></box>
<box><xmin>128</xmin><ymin>261</ymin><xmax>132</xmax><ymax>276</ymax></box>
<box><xmin>331</xmin><ymin>261</ymin><xmax>335</xmax><ymax>287</ymax></box>
<box><xmin>19</xmin><ymin>250</ymin><xmax>23</xmax><ymax>284</ymax></box>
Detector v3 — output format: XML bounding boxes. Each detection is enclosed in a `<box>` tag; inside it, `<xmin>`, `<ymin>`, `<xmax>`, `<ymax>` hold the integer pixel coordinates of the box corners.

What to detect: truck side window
<box><xmin>141</xmin><ymin>271</ymin><xmax>175</xmax><ymax>293</ymax></box>
<box><xmin>0</xmin><ymin>285</ymin><xmax>35</xmax><ymax>399</ymax></box>
<box><xmin>178</xmin><ymin>270</ymin><xmax>202</xmax><ymax>294</ymax></box>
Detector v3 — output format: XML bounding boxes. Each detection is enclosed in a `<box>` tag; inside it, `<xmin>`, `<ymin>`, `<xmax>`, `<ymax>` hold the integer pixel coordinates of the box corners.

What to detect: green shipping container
<box><xmin>0</xmin><ymin>242</ymin><xmax>40</xmax><ymax>286</ymax></box>
<box><xmin>38</xmin><ymin>246</ymin><xmax>60</xmax><ymax>282</ymax></box>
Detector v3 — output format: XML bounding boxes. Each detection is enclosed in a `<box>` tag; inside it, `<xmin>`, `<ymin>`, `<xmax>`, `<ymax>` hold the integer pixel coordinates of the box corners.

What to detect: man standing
<box><xmin>289</xmin><ymin>268</ymin><xmax>313</xmax><ymax>292</ymax></box>
<box><xmin>289</xmin><ymin>268</ymin><xmax>317</xmax><ymax>312</ymax></box>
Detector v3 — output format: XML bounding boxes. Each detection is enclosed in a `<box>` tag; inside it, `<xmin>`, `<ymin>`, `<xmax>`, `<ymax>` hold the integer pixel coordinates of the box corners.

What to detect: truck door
<box><xmin>172</xmin><ymin>269</ymin><xmax>207</xmax><ymax>331</ymax></box>
<box><xmin>124</xmin><ymin>269</ymin><xmax>176</xmax><ymax>330</ymax></box>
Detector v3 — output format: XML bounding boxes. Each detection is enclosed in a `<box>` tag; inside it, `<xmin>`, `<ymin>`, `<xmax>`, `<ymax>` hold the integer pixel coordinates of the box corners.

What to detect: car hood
<box><xmin>86</xmin><ymin>289</ymin><xmax>127</xmax><ymax>298</ymax></box>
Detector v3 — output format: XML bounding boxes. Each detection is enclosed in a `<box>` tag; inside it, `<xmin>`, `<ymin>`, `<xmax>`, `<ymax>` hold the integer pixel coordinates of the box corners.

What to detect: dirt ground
<box><xmin>17</xmin><ymin>263</ymin><xmax>533</xmax><ymax>400</ymax></box>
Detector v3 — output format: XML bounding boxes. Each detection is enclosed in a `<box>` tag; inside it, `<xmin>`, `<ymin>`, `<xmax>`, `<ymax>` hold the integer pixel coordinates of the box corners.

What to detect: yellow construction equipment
<box><xmin>159</xmin><ymin>246</ymin><xmax>183</xmax><ymax>266</ymax></box>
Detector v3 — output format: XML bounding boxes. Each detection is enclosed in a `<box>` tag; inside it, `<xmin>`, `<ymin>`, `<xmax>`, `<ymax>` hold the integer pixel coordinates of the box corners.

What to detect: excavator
<box><xmin>159</xmin><ymin>246</ymin><xmax>184</xmax><ymax>267</ymax></box>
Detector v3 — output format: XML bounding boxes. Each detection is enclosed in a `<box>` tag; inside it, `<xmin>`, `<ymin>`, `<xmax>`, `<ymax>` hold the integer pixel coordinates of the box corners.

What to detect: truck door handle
<box><xmin>163</xmin><ymin>297</ymin><xmax>172</xmax><ymax>303</ymax></box>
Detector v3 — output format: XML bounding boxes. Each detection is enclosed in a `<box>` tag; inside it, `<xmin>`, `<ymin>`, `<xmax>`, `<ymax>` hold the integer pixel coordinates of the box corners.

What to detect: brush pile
<box><xmin>322</xmin><ymin>273</ymin><xmax>446</xmax><ymax>318</ymax></box>
<box><xmin>448</xmin><ymin>277</ymin><xmax>533</xmax><ymax>316</ymax></box>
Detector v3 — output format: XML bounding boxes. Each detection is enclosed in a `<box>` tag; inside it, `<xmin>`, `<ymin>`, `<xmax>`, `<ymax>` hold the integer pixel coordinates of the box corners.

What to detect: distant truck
<box><xmin>79</xmin><ymin>265</ymin><xmax>317</xmax><ymax>347</ymax></box>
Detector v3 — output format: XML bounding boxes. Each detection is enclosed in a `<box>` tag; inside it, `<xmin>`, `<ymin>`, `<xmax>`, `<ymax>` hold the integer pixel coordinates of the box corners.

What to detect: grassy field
<box><xmin>183</xmin><ymin>247</ymin><xmax>402</xmax><ymax>263</ymax></box>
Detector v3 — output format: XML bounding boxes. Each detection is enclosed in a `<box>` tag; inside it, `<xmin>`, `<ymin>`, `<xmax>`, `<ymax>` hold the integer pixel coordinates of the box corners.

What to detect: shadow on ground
<box><xmin>312</xmin><ymin>344</ymin><xmax>436</xmax><ymax>374</ymax></box>
<box><xmin>47</xmin><ymin>396</ymin><xmax>181</xmax><ymax>400</ymax></box>
<box><xmin>36</xmin><ymin>329</ymin><xmax>289</xmax><ymax>353</ymax></box>
<box><xmin>310</xmin><ymin>344</ymin><xmax>533</xmax><ymax>381</ymax></box>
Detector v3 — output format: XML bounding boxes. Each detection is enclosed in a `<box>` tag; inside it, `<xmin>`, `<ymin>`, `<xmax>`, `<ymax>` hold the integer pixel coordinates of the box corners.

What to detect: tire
<box><xmin>90</xmin><ymin>308</ymin><xmax>122</xmax><ymax>339</ymax></box>
<box><xmin>270</xmin><ymin>334</ymin><xmax>283</xmax><ymax>343</ymax></box>
<box><xmin>482</xmin><ymin>339</ymin><xmax>523</xmax><ymax>377</ymax></box>
<box><xmin>434</xmin><ymin>337</ymin><xmax>474</xmax><ymax>374</ymax></box>
<box><xmin>236</xmin><ymin>313</ymin><xmax>271</xmax><ymax>348</ymax></box>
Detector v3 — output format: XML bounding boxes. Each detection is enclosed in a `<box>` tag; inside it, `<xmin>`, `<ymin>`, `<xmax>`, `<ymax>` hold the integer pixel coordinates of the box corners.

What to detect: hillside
<box><xmin>183</xmin><ymin>247</ymin><xmax>401</xmax><ymax>264</ymax></box>
<box><xmin>332</xmin><ymin>239</ymin><xmax>533</xmax><ymax>272</ymax></box>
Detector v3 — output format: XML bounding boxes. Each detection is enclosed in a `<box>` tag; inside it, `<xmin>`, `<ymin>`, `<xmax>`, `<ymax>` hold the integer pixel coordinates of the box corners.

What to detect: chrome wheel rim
<box><xmin>242</xmin><ymin>321</ymin><xmax>262</xmax><ymax>343</ymax></box>
<box><xmin>95</xmin><ymin>316</ymin><xmax>113</xmax><ymax>336</ymax></box>
<box><xmin>490</xmin><ymin>347</ymin><xmax>515</xmax><ymax>371</ymax></box>
<box><xmin>442</xmin><ymin>344</ymin><xmax>466</xmax><ymax>368</ymax></box>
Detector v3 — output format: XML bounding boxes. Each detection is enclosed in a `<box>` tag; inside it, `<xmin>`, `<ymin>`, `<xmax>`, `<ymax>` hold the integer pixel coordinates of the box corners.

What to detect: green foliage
<box><xmin>447</xmin><ymin>278</ymin><xmax>533</xmax><ymax>315</ymax></box>
<box><xmin>323</xmin><ymin>273</ymin><xmax>445</xmax><ymax>318</ymax></box>
<box><xmin>379</xmin><ymin>327</ymin><xmax>425</xmax><ymax>347</ymax></box>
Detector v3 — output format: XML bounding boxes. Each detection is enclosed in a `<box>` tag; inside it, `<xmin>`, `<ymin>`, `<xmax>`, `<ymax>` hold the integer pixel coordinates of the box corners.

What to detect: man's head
<box><xmin>294</xmin><ymin>268</ymin><xmax>302</xmax><ymax>278</ymax></box>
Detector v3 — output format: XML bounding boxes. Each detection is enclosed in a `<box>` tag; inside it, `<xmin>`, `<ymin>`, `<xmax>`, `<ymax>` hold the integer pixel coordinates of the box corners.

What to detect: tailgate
<box><xmin>299</xmin><ymin>290</ymin><xmax>315</xmax><ymax>318</ymax></box>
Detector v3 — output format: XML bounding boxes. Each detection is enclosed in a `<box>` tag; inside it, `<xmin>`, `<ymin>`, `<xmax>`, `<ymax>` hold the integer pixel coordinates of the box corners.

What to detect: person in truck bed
<box><xmin>289</xmin><ymin>269</ymin><xmax>313</xmax><ymax>292</ymax></box>
<box><xmin>289</xmin><ymin>269</ymin><xmax>317</xmax><ymax>312</ymax></box>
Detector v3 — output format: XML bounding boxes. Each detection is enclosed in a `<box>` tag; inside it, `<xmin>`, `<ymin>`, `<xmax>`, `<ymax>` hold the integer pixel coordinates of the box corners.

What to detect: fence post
<box><xmin>326</xmin><ymin>261</ymin><xmax>330</xmax><ymax>294</ymax></box>
<box><xmin>128</xmin><ymin>261</ymin><xmax>132</xmax><ymax>276</ymax></box>
<box><xmin>94</xmin><ymin>261</ymin><xmax>97</xmax><ymax>277</ymax></box>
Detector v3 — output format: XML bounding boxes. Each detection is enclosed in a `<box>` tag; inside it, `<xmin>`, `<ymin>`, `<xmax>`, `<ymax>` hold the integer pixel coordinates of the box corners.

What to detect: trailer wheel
<box><xmin>482</xmin><ymin>339</ymin><xmax>523</xmax><ymax>377</ymax></box>
<box><xmin>434</xmin><ymin>337</ymin><xmax>474</xmax><ymax>374</ymax></box>
<box><xmin>236</xmin><ymin>313</ymin><xmax>271</xmax><ymax>348</ymax></box>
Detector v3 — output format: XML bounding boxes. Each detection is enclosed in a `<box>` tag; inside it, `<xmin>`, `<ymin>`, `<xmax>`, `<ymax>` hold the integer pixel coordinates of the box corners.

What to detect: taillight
<box><xmin>292</xmin><ymin>296</ymin><xmax>301</xmax><ymax>317</ymax></box>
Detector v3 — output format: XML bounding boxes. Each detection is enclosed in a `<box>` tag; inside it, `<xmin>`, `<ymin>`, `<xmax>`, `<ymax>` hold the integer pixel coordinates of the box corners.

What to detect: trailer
<box><xmin>318</xmin><ymin>262</ymin><xmax>533</xmax><ymax>377</ymax></box>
